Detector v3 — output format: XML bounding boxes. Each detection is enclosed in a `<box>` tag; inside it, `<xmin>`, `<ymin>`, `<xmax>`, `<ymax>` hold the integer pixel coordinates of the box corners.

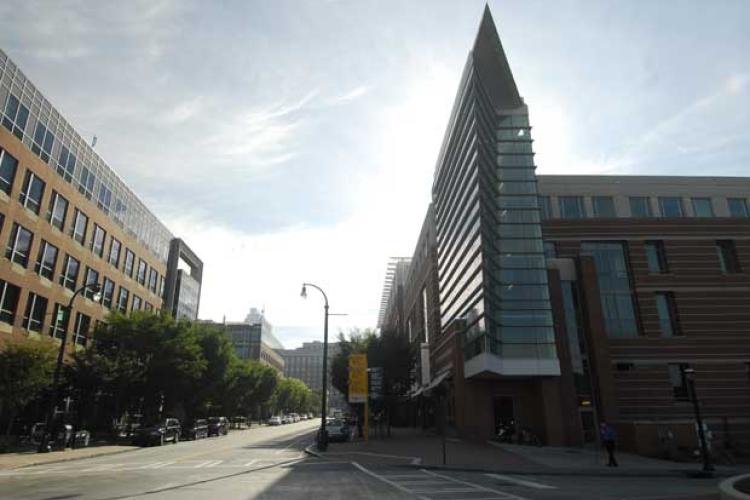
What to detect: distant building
<box><xmin>277</xmin><ymin>341</ymin><xmax>346</xmax><ymax>411</ymax></box>
<box><xmin>163</xmin><ymin>238</ymin><xmax>203</xmax><ymax>321</ymax></box>
<box><xmin>214</xmin><ymin>308</ymin><xmax>285</xmax><ymax>374</ymax></box>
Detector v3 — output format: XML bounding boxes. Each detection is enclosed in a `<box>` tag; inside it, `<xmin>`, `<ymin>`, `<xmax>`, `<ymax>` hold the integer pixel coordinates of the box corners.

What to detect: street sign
<box><xmin>369</xmin><ymin>367</ymin><xmax>383</xmax><ymax>400</ymax></box>
<box><xmin>348</xmin><ymin>354</ymin><xmax>368</xmax><ymax>403</ymax></box>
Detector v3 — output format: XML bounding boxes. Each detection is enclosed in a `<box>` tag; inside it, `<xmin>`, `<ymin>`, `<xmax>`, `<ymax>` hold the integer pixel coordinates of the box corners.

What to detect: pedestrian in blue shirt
<box><xmin>600</xmin><ymin>422</ymin><xmax>618</xmax><ymax>467</ymax></box>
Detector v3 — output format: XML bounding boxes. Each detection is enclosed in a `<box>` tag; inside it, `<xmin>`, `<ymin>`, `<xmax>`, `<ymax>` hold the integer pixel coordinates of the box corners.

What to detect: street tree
<box><xmin>0</xmin><ymin>340</ymin><xmax>55</xmax><ymax>438</ymax></box>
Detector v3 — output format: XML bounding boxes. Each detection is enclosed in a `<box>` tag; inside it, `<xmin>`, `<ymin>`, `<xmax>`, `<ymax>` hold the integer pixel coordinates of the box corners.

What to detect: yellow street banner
<box><xmin>348</xmin><ymin>353</ymin><xmax>368</xmax><ymax>403</ymax></box>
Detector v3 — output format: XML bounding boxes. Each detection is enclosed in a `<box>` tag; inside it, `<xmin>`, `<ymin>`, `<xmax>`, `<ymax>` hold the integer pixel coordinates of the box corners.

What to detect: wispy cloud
<box><xmin>327</xmin><ymin>85</ymin><xmax>371</xmax><ymax>105</ymax></box>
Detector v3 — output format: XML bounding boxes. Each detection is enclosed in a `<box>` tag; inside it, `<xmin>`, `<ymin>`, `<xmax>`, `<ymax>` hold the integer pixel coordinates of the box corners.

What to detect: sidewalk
<box><xmin>317</xmin><ymin>426</ymin><xmax>743</xmax><ymax>478</ymax></box>
<box><xmin>0</xmin><ymin>444</ymin><xmax>137</xmax><ymax>470</ymax></box>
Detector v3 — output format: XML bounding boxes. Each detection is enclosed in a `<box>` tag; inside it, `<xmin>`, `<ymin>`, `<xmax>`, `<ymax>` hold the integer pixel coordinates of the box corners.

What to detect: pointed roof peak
<box><xmin>471</xmin><ymin>5</ymin><xmax>524</xmax><ymax>110</ymax></box>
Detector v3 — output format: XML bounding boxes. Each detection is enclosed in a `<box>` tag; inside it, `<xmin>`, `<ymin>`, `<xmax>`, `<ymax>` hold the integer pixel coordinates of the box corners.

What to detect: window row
<box><xmin>539</xmin><ymin>195</ymin><xmax>750</xmax><ymax>219</ymax></box>
<box><xmin>643</xmin><ymin>239</ymin><xmax>742</xmax><ymax>274</ymax></box>
<box><xmin>2</xmin><ymin>214</ymin><xmax>164</xmax><ymax>297</ymax></box>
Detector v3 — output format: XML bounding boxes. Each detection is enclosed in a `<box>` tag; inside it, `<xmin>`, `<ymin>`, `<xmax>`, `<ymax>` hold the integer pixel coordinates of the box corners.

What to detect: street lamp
<box><xmin>300</xmin><ymin>282</ymin><xmax>329</xmax><ymax>451</ymax></box>
<box><xmin>38</xmin><ymin>281</ymin><xmax>101</xmax><ymax>453</ymax></box>
<box><xmin>683</xmin><ymin>367</ymin><xmax>714</xmax><ymax>474</ymax></box>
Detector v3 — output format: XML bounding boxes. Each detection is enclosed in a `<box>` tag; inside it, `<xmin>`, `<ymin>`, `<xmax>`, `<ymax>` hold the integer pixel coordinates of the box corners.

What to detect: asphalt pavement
<box><xmin>0</xmin><ymin>420</ymin><xmax>723</xmax><ymax>499</ymax></box>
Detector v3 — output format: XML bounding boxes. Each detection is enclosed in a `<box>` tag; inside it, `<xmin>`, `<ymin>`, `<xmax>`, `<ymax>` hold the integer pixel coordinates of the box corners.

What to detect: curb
<box><xmin>3</xmin><ymin>446</ymin><xmax>139</xmax><ymax>471</ymax></box>
<box><xmin>401</xmin><ymin>463</ymin><xmax>738</xmax><ymax>479</ymax></box>
<box><xmin>304</xmin><ymin>443</ymin><xmax>323</xmax><ymax>458</ymax></box>
<box><xmin>720</xmin><ymin>473</ymin><xmax>750</xmax><ymax>500</ymax></box>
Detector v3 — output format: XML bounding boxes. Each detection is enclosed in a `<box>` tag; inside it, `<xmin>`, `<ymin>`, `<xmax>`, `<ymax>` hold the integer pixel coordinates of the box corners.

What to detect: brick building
<box><xmin>0</xmin><ymin>48</ymin><xmax>201</xmax><ymax>352</ymax></box>
<box><xmin>381</xmin><ymin>7</ymin><xmax>750</xmax><ymax>457</ymax></box>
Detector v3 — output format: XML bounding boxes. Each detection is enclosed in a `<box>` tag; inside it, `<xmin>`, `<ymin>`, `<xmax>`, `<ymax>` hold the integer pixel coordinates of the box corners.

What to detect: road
<box><xmin>0</xmin><ymin>420</ymin><xmax>722</xmax><ymax>500</ymax></box>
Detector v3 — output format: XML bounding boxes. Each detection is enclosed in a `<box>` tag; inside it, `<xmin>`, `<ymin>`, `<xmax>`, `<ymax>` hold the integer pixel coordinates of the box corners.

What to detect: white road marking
<box><xmin>420</xmin><ymin>469</ymin><xmax>529</xmax><ymax>500</ymax></box>
<box><xmin>351</xmin><ymin>462</ymin><xmax>431</xmax><ymax>500</ymax></box>
<box><xmin>205</xmin><ymin>460</ymin><xmax>222</xmax><ymax>468</ymax></box>
<box><xmin>243</xmin><ymin>459</ymin><xmax>258</xmax><ymax>467</ymax></box>
<box><xmin>149</xmin><ymin>461</ymin><xmax>175</xmax><ymax>469</ymax></box>
<box><xmin>485</xmin><ymin>473</ymin><xmax>557</xmax><ymax>490</ymax></box>
<box><xmin>329</xmin><ymin>451</ymin><xmax>422</xmax><ymax>464</ymax></box>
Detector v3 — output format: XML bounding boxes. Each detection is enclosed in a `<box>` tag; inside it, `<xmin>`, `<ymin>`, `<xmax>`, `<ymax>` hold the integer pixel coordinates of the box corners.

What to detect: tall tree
<box><xmin>0</xmin><ymin>340</ymin><xmax>55</xmax><ymax>438</ymax></box>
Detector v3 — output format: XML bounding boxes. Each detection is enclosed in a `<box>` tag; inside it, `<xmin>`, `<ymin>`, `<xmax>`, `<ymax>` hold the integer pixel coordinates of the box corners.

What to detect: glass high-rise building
<box><xmin>433</xmin><ymin>7</ymin><xmax>559</xmax><ymax>377</ymax></box>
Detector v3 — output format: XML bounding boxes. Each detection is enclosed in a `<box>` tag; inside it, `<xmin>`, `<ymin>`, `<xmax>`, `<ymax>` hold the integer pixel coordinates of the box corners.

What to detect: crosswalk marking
<box><xmin>485</xmin><ymin>473</ymin><xmax>556</xmax><ymax>490</ymax></box>
<box><xmin>420</xmin><ymin>469</ymin><xmax>529</xmax><ymax>500</ymax></box>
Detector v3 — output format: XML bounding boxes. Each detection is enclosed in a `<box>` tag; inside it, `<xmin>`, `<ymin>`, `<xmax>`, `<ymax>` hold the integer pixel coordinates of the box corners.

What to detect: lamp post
<box><xmin>300</xmin><ymin>282</ymin><xmax>329</xmax><ymax>451</ymax></box>
<box><xmin>683</xmin><ymin>367</ymin><xmax>714</xmax><ymax>474</ymax></box>
<box><xmin>38</xmin><ymin>282</ymin><xmax>101</xmax><ymax>453</ymax></box>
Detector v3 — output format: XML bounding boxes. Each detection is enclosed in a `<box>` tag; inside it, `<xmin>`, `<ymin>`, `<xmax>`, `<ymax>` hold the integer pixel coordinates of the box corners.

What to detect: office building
<box><xmin>277</xmin><ymin>341</ymin><xmax>346</xmax><ymax>411</ymax></box>
<box><xmin>222</xmin><ymin>309</ymin><xmax>285</xmax><ymax>373</ymax></box>
<box><xmin>0</xmin><ymin>48</ymin><xmax>202</xmax><ymax>352</ymax></box>
<box><xmin>384</xmin><ymin>7</ymin><xmax>750</xmax><ymax>457</ymax></box>
<box><xmin>163</xmin><ymin>238</ymin><xmax>203</xmax><ymax>321</ymax></box>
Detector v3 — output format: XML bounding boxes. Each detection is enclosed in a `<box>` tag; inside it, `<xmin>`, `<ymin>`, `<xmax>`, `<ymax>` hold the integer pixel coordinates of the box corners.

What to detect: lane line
<box><xmin>205</xmin><ymin>460</ymin><xmax>222</xmax><ymax>468</ymax></box>
<box><xmin>485</xmin><ymin>473</ymin><xmax>556</xmax><ymax>490</ymax></box>
<box><xmin>243</xmin><ymin>459</ymin><xmax>257</xmax><ymax>467</ymax></box>
<box><xmin>420</xmin><ymin>469</ymin><xmax>529</xmax><ymax>500</ymax></box>
<box><xmin>351</xmin><ymin>462</ymin><xmax>431</xmax><ymax>500</ymax></box>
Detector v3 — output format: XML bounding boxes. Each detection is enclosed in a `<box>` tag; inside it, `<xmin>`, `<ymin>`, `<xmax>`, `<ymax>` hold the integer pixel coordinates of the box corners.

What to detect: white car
<box><xmin>267</xmin><ymin>416</ymin><xmax>282</xmax><ymax>426</ymax></box>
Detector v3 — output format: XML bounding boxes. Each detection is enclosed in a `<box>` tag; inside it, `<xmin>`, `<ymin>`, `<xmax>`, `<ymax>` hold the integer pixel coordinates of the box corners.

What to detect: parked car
<box><xmin>182</xmin><ymin>419</ymin><xmax>208</xmax><ymax>440</ymax></box>
<box><xmin>281</xmin><ymin>415</ymin><xmax>292</xmax><ymax>424</ymax></box>
<box><xmin>267</xmin><ymin>416</ymin><xmax>282</xmax><ymax>426</ymax></box>
<box><xmin>299</xmin><ymin>414</ymin><xmax>307</xmax><ymax>421</ymax></box>
<box><xmin>133</xmin><ymin>418</ymin><xmax>181</xmax><ymax>446</ymax></box>
<box><xmin>207</xmin><ymin>416</ymin><xmax>229</xmax><ymax>436</ymax></box>
<box><xmin>290</xmin><ymin>413</ymin><xmax>300</xmax><ymax>422</ymax></box>
<box><xmin>325</xmin><ymin>418</ymin><xmax>351</xmax><ymax>442</ymax></box>
<box><xmin>230</xmin><ymin>416</ymin><xmax>248</xmax><ymax>429</ymax></box>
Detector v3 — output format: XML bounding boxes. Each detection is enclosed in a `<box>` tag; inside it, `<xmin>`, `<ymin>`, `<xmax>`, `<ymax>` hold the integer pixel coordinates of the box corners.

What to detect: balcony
<box><xmin>463</xmin><ymin>332</ymin><xmax>560</xmax><ymax>378</ymax></box>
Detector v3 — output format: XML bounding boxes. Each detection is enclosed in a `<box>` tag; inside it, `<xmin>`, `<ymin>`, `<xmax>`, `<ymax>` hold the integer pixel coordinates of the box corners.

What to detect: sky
<box><xmin>1</xmin><ymin>0</ymin><xmax>748</xmax><ymax>348</ymax></box>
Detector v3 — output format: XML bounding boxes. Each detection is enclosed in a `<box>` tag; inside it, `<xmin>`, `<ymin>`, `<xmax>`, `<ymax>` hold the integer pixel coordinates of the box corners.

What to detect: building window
<box><xmin>615</xmin><ymin>362</ymin><xmax>635</xmax><ymax>372</ymax></box>
<box><xmin>691</xmin><ymin>198</ymin><xmax>714</xmax><ymax>217</ymax></box>
<box><xmin>0</xmin><ymin>279</ymin><xmax>21</xmax><ymax>325</ymax></box>
<box><xmin>728</xmin><ymin>198</ymin><xmax>749</xmax><ymax>218</ymax></box>
<box><xmin>137</xmin><ymin>259</ymin><xmax>147</xmax><ymax>285</ymax></box>
<box><xmin>539</xmin><ymin>196</ymin><xmax>552</xmax><ymax>219</ymax></box>
<box><xmin>655</xmin><ymin>292</ymin><xmax>680</xmax><ymax>337</ymax></box>
<box><xmin>102</xmin><ymin>277</ymin><xmax>115</xmax><ymax>308</ymax></box>
<box><xmin>148</xmin><ymin>268</ymin><xmax>158</xmax><ymax>293</ymax></box>
<box><xmin>159</xmin><ymin>275</ymin><xmax>165</xmax><ymax>297</ymax></box>
<box><xmin>0</xmin><ymin>149</ymin><xmax>18</xmax><ymax>195</ymax></box>
<box><xmin>78</xmin><ymin>166</ymin><xmax>96</xmax><ymax>199</ymax></box>
<box><xmin>581</xmin><ymin>242</ymin><xmax>639</xmax><ymax>338</ymax></box>
<box><xmin>57</xmin><ymin>146</ymin><xmax>77</xmax><ymax>183</ymax></box>
<box><xmin>23</xmin><ymin>292</ymin><xmax>48</xmax><ymax>332</ymax></box>
<box><xmin>108</xmin><ymin>238</ymin><xmax>121</xmax><ymax>268</ymax></box>
<box><xmin>83</xmin><ymin>267</ymin><xmax>100</xmax><ymax>299</ymax></box>
<box><xmin>73</xmin><ymin>312</ymin><xmax>91</xmax><ymax>346</ymax></box>
<box><xmin>592</xmin><ymin>196</ymin><xmax>616</xmax><ymax>217</ymax></box>
<box><xmin>659</xmin><ymin>197</ymin><xmax>684</xmax><ymax>217</ymax></box>
<box><xmin>559</xmin><ymin>196</ymin><xmax>585</xmax><ymax>219</ymax></box>
<box><xmin>422</xmin><ymin>287</ymin><xmax>430</xmax><ymax>343</ymax></box>
<box><xmin>124</xmin><ymin>249</ymin><xmax>135</xmax><ymax>277</ymax></box>
<box><xmin>144</xmin><ymin>302</ymin><xmax>153</xmax><ymax>312</ymax></box>
<box><xmin>91</xmin><ymin>224</ymin><xmax>106</xmax><ymax>257</ymax></box>
<box><xmin>59</xmin><ymin>254</ymin><xmax>80</xmax><ymax>291</ymax></box>
<box><xmin>35</xmin><ymin>240</ymin><xmax>59</xmax><ymax>280</ymax></box>
<box><xmin>2</xmin><ymin>93</ymin><xmax>30</xmax><ymax>139</ymax></box>
<box><xmin>46</xmin><ymin>191</ymin><xmax>69</xmax><ymax>231</ymax></box>
<box><xmin>543</xmin><ymin>241</ymin><xmax>557</xmax><ymax>258</ymax></box>
<box><xmin>629</xmin><ymin>196</ymin><xmax>653</xmax><ymax>217</ymax></box>
<box><xmin>669</xmin><ymin>363</ymin><xmax>690</xmax><ymax>401</ymax></box>
<box><xmin>97</xmin><ymin>183</ymin><xmax>112</xmax><ymax>214</ymax></box>
<box><xmin>716</xmin><ymin>240</ymin><xmax>741</xmax><ymax>273</ymax></box>
<box><xmin>6</xmin><ymin>222</ymin><xmax>34</xmax><ymax>267</ymax></box>
<box><xmin>31</xmin><ymin>122</ymin><xmax>55</xmax><ymax>163</ymax></box>
<box><xmin>70</xmin><ymin>208</ymin><xmax>88</xmax><ymax>245</ymax></box>
<box><xmin>49</xmin><ymin>303</ymin><xmax>69</xmax><ymax>339</ymax></box>
<box><xmin>644</xmin><ymin>241</ymin><xmax>668</xmax><ymax>273</ymax></box>
<box><xmin>132</xmin><ymin>295</ymin><xmax>142</xmax><ymax>311</ymax></box>
<box><xmin>117</xmin><ymin>287</ymin><xmax>129</xmax><ymax>313</ymax></box>
<box><xmin>18</xmin><ymin>170</ymin><xmax>46</xmax><ymax>215</ymax></box>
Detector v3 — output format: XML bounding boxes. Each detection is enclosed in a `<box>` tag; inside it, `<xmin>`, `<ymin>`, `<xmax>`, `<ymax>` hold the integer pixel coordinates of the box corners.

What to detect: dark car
<box><xmin>182</xmin><ymin>418</ymin><xmax>208</xmax><ymax>440</ymax></box>
<box><xmin>133</xmin><ymin>418</ymin><xmax>181</xmax><ymax>446</ymax></box>
<box><xmin>207</xmin><ymin>416</ymin><xmax>229</xmax><ymax>437</ymax></box>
